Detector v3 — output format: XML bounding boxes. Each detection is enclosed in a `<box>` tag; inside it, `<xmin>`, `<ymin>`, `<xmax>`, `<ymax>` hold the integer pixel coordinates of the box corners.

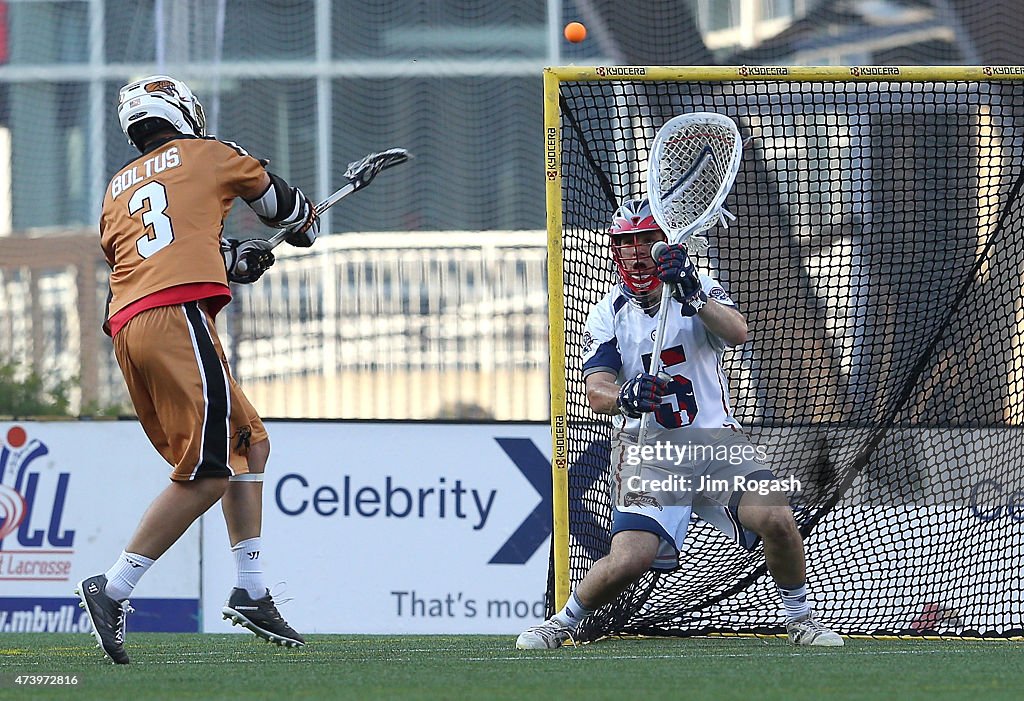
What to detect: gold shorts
<box><xmin>113</xmin><ymin>301</ymin><xmax>268</xmax><ymax>481</ymax></box>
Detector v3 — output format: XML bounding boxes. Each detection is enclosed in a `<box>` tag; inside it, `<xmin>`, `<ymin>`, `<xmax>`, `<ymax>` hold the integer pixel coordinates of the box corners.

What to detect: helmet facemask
<box><xmin>608</xmin><ymin>199</ymin><xmax>667</xmax><ymax>312</ymax></box>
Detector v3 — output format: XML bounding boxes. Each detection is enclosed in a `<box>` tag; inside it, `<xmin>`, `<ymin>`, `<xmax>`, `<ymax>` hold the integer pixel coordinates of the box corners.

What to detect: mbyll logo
<box><xmin>0</xmin><ymin>426</ymin><xmax>76</xmax><ymax>581</ymax></box>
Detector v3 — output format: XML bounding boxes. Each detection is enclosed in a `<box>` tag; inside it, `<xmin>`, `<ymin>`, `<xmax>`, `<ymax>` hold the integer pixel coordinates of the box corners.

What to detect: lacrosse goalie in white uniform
<box><xmin>516</xmin><ymin>198</ymin><xmax>843</xmax><ymax>649</ymax></box>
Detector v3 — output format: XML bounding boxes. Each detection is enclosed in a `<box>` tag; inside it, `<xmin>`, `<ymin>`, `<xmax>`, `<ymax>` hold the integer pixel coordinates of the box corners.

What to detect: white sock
<box><xmin>104</xmin><ymin>551</ymin><xmax>154</xmax><ymax>601</ymax></box>
<box><xmin>232</xmin><ymin>537</ymin><xmax>266</xmax><ymax>599</ymax></box>
<box><xmin>777</xmin><ymin>582</ymin><xmax>811</xmax><ymax>622</ymax></box>
<box><xmin>553</xmin><ymin>592</ymin><xmax>592</xmax><ymax>627</ymax></box>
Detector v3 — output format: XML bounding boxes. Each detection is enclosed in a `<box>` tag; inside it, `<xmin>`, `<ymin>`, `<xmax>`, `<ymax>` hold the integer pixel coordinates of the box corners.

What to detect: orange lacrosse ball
<box><xmin>564</xmin><ymin>21</ymin><xmax>587</xmax><ymax>43</ymax></box>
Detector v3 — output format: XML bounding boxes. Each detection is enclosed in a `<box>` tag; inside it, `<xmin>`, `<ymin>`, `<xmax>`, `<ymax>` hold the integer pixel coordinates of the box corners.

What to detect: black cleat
<box><xmin>74</xmin><ymin>574</ymin><xmax>132</xmax><ymax>664</ymax></box>
<box><xmin>222</xmin><ymin>588</ymin><xmax>305</xmax><ymax>647</ymax></box>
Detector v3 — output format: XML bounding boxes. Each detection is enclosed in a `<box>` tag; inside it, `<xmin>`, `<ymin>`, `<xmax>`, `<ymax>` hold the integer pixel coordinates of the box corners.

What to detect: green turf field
<box><xmin>1</xmin><ymin>634</ymin><xmax>1021</xmax><ymax>700</ymax></box>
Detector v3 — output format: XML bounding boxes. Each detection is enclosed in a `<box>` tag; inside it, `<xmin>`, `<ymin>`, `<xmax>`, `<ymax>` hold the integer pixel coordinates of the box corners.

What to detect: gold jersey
<box><xmin>100</xmin><ymin>136</ymin><xmax>267</xmax><ymax>318</ymax></box>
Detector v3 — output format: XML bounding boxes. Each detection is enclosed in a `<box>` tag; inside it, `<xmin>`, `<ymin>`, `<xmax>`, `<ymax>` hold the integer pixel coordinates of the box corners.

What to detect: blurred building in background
<box><xmin>0</xmin><ymin>0</ymin><xmax>1021</xmax><ymax>419</ymax></box>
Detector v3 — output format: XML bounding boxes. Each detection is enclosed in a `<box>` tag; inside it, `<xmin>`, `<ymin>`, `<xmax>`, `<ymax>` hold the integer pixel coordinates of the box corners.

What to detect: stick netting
<box><xmin>552</xmin><ymin>77</ymin><xmax>1024</xmax><ymax>640</ymax></box>
<box><xmin>648</xmin><ymin>115</ymin><xmax>740</xmax><ymax>238</ymax></box>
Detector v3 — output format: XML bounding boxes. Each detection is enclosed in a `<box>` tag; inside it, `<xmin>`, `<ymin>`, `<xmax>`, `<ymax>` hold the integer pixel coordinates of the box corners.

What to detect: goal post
<box><xmin>544</xmin><ymin>67</ymin><xmax>572</xmax><ymax>613</ymax></box>
<box><xmin>545</xmin><ymin>65</ymin><xmax>1024</xmax><ymax>640</ymax></box>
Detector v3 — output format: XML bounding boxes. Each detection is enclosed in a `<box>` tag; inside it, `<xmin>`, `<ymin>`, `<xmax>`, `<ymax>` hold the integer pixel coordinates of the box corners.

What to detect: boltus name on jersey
<box><xmin>110</xmin><ymin>147</ymin><xmax>182</xmax><ymax>199</ymax></box>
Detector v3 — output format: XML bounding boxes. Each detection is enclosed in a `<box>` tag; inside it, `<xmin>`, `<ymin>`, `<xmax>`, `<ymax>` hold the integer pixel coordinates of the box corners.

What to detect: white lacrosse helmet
<box><xmin>117</xmin><ymin>75</ymin><xmax>206</xmax><ymax>149</ymax></box>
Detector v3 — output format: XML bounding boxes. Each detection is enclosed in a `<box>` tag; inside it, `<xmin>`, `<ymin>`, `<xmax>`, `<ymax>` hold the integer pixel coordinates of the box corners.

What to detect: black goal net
<box><xmin>549</xmin><ymin>70</ymin><xmax>1024</xmax><ymax>640</ymax></box>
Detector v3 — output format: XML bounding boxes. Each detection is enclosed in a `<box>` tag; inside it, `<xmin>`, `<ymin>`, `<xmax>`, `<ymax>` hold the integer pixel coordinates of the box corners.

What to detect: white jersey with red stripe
<box><xmin>581</xmin><ymin>273</ymin><xmax>741</xmax><ymax>441</ymax></box>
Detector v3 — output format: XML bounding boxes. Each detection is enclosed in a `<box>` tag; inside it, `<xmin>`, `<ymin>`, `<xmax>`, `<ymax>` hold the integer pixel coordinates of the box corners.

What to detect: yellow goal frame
<box><xmin>544</xmin><ymin>64</ymin><xmax>1024</xmax><ymax>611</ymax></box>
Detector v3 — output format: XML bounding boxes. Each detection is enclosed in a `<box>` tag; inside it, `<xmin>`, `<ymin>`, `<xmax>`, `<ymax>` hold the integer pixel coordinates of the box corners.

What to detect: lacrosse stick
<box><xmin>265</xmin><ymin>147</ymin><xmax>411</xmax><ymax>248</ymax></box>
<box><xmin>636</xmin><ymin>113</ymin><xmax>743</xmax><ymax>449</ymax></box>
<box><xmin>233</xmin><ymin>148</ymin><xmax>410</xmax><ymax>275</ymax></box>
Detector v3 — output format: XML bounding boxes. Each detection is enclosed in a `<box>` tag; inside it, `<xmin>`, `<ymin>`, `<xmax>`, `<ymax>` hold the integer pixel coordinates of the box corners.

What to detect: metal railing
<box><xmin>0</xmin><ymin>231</ymin><xmax>550</xmax><ymax>420</ymax></box>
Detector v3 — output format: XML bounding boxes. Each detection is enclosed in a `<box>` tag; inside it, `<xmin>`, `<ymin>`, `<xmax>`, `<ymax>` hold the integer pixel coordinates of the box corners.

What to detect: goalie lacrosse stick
<box><xmin>636</xmin><ymin>113</ymin><xmax>743</xmax><ymax>449</ymax></box>
<box><xmin>266</xmin><ymin>147</ymin><xmax>411</xmax><ymax>248</ymax></box>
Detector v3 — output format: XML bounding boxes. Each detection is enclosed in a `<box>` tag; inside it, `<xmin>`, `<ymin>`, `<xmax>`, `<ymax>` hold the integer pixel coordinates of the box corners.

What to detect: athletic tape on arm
<box><xmin>229</xmin><ymin>473</ymin><xmax>264</xmax><ymax>482</ymax></box>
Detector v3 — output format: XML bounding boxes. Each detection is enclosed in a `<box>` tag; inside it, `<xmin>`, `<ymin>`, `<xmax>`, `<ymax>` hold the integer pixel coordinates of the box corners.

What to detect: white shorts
<box><xmin>608</xmin><ymin>427</ymin><xmax>776</xmax><ymax>570</ymax></box>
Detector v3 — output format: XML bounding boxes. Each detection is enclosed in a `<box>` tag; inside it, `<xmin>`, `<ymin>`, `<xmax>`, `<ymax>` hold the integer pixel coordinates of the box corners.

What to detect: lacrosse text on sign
<box><xmin>0</xmin><ymin>426</ymin><xmax>75</xmax><ymax>582</ymax></box>
<box><xmin>0</xmin><ymin>422</ymin><xmax>201</xmax><ymax>633</ymax></box>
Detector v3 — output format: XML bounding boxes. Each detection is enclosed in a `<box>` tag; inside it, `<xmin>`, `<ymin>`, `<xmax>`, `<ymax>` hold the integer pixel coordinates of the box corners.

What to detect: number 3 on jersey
<box><xmin>641</xmin><ymin>344</ymin><xmax>698</xmax><ymax>429</ymax></box>
<box><xmin>129</xmin><ymin>181</ymin><xmax>175</xmax><ymax>258</ymax></box>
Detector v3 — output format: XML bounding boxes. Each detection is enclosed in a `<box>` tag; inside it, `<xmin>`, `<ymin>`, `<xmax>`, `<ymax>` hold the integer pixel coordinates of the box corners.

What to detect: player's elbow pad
<box><xmin>246</xmin><ymin>171</ymin><xmax>304</xmax><ymax>229</ymax></box>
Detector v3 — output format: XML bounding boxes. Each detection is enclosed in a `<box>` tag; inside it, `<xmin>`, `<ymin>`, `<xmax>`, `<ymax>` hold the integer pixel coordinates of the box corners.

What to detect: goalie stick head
<box><xmin>609</xmin><ymin>198</ymin><xmax>666</xmax><ymax>308</ymax></box>
<box><xmin>117</xmin><ymin>75</ymin><xmax>207</xmax><ymax>150</ymax></box>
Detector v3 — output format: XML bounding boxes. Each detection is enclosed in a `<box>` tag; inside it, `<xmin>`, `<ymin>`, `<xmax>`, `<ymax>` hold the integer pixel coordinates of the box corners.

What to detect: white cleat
<box><xmin>515</xmin><ymin>618</ymin><xmax>575</xmax><ymax>649</ymax></box>
<box><xmin>787</xmin><ymin>615</ymin><xmax>844</xmax><ymax>647</ymax></box>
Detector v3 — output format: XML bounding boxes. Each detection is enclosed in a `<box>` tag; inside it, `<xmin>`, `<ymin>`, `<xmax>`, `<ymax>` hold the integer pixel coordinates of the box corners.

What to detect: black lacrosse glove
<box><xmin>284</xmin><ymin>190</ymin><xmax>319</xmax><ymax>248</ymax></box>
<box><xmin>617</xmin><ymin>372</ymin><xmax>672</xmax><ymax>419</ymax></box>
<box><xmin>221</xmin><ymin>238</ymin><xmax>276</xmax><ymax>284</ymax></box>
<box><xmin>655</xmin><ymin>244</ymin><xmax>707</xmax><ymax>317</ymax></box>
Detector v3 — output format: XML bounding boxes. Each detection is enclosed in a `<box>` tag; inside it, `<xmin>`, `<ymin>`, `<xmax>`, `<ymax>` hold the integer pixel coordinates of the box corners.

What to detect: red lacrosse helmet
<box><xmin>609</xmin><ymin>198</ymin><xmax>666</xmax><ymax>301</ymax></box>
